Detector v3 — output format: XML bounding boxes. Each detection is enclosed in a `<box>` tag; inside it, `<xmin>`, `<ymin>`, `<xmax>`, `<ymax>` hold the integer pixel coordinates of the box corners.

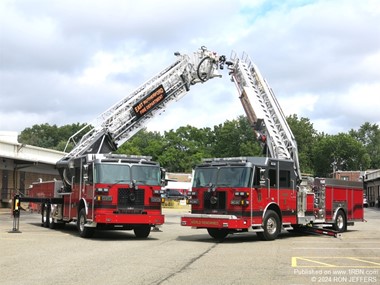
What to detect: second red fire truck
<box><xmin>181</xmin><ymin>157</ymin><xmax>363</xmax><ymax>240</ymax></box>
<box><xmin>180</xmin><ymin>51</ymin><xmax>364</xmax><ymax>240</ymax></box>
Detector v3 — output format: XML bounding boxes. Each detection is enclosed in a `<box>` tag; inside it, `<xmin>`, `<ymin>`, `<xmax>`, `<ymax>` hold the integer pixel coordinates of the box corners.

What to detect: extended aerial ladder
<box><xmin>56</xmin><ymin>46</ymin><xmax>227</xmax><ymax>188</ymax></box>
<box><xmin>226</xmin><ymin>51</ymin><xmax>302</xmax><ymax>181</ymax></box>
<box><xmin>56</xmin><ymin>46</ymin><xmax>301</xmax><ymax>188</ymax></box>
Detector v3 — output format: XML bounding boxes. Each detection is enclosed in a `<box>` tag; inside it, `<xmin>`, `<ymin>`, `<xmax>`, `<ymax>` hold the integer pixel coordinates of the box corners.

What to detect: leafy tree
<box><xmin>18</xmin><ymin>123</ymin><xmax>87</xmax><ymax>151</ymax></box>
<box><xmin>312</xmin><ymin>133</ymin><xmax>370</xmax><ymax>177</ymax></box>
<box><xmin>286</xmin><ymin>114</ymin><xmax>317</xmax><ymax>175</ymax></box>
<box><xmin>349</xmin><ymin>122</ymin><xmax>380</xmax><ymax>169</ymax></box>
<box><xmin>116</xmin><ymin>129</ymin><xmax>164</xmax><ymax>161</ymax></box>
<box><xmin>159</xmin><ymin>125</ymin><xmax>214</xmax><ymax>172</ymax></box>
<box><xmin>212</xmin><ymin>116</ymin><xmax>261</xmax><ymax>158</ymax></box>
<box><xmin>18</xmin><ymin>117</ymin><xmax>377</xmax><ymax>176</ymax></box>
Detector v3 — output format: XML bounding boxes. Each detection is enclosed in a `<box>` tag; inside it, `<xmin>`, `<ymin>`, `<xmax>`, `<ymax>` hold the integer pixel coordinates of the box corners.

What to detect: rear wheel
<box><xmin>134</xmin><ymin>225</ymin><xmax>151</xmax><ymax>238</ymax></box>
<box><xmin>77</xmin><ymin>208</ymin><xmax>95</xmax><ymax>238</ymax></box>
<box><xmin>207</xmin><ymin>228</ymin><xmax>229</xmax><ymax>240</ymax></box>
<box><xmin>257</xmin><ymin>210</ymin><xmax>281</xmax><ymax>241</ymax></box>
<box><xmin>333</xmin><ymin>210</ymin><xmax>346</xmax><ymax>233</ymax></box>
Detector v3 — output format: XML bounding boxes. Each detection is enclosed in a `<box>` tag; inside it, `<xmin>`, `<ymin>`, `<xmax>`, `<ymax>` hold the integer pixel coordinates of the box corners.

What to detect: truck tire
<box><xmin>77</xmin><ymin>208</ymin><xmax>95</xmax><ymax>238</ymax></box>
<box><xmin>333</xmin><ymin>209</ymin><xmax>346</xmax><ymax>233</ymax></box>
<box><xmin>257</xmin><ymin>210</ymin><xmax>281</xmax><ymax>241</ymax></box>
<box><xmin>134</xmin><ymin>225</ymin><xmax>151</xmax><ymax>238</ymax></box>
<box><xmin>207</xmin><ymin>228</ymin><xmax>229</xmax><ymax>240</ymax></box>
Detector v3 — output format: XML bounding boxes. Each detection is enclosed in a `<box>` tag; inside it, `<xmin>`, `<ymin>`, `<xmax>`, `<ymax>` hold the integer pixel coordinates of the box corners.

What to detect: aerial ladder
<box><xmin>56</xmin><ymin>46</ymin><xmax>227</xmax><ymax>188</ymax></box>
<box><xmin>226</xmin><ymin>51</ymin><xmax>302</xmax><ymax>182</ymax></box>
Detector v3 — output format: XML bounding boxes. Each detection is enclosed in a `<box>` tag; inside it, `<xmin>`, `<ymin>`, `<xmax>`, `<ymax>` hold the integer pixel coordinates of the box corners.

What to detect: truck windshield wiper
<box><xmin>108</xmin><ymin>179</ymin><xmax>130</xmax><ymax>188</ymax></box>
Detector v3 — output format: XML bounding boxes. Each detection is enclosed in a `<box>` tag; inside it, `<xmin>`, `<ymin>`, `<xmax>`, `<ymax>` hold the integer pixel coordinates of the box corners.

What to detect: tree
<box><xmin>349</xmin><ymin>122</ymin><xmax>380</xmax><ymax>169</ymax></box>
<box><xmin>116</xmin><ymin>129</ymin><xmax>164</xmax><ymax>160</ymax></box>
<box><xmin>212</xmin><ymin>116</ymin><xmax>261</xmax><ymax>158</ymax></box>
<box><xmin>286</xmin><ymin>114</ymin><xmax>317</xmax><ymax>175</ymax></box>
<box><xmin>18</xmin><ymin>123</ymin><xmax>87</xmax><ymax>151</ymax></box>
<box><xmin>159</xmin><ymin>125</ymin><xmax>214</xmax><ymax>172</ymax></box>
<box><xmin>312</xmin><ymin>133</ymin><xmax>370</xmax><ymax>177</ymax></box>
<box><xmin>18</xmin><ymin>117</ymin><xmax>377</xmax><ymax>175</ymax></box>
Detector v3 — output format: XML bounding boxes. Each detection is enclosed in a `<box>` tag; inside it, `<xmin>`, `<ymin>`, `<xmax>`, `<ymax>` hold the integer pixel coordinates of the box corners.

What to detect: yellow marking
<box><xmin>291</xmin><ymin>257</ymin><xmax>298</xmax><ymax>267</ymax></box>
<box><xmin>347</xmin><ymin>257</ymin><xmax>380</xmax><ymax>266</ymax></box>
<box><xmin>292</xmin><ymin>257</ymin><xmax>335</xmax><ymax>268</ymax></box>
<box><xmin>292</xmin><ymin>257</ymin><xmax>380</xmax><ymax>268</ymax></box>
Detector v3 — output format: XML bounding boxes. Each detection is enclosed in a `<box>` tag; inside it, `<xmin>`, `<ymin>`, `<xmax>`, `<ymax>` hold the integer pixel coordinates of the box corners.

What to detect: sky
<box><xmin>0</xmin><ymin>0</ymin><xmax>379</xmax><ymax>137</ymax></box>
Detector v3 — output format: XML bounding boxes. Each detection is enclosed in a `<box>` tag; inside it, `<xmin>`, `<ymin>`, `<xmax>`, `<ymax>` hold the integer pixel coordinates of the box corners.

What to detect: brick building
<box><xmin>333</xmin><ymin>170</ymin><xmax>364</xmax><ymax>182</ymax></box>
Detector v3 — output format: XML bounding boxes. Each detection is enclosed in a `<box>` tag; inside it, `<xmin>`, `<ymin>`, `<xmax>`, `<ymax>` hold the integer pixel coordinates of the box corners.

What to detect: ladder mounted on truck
<box><xmin>227</xmin><ymin>52</ymin><xmax>301</xmax><ymax>181</ymax></box>
<box><xmin>57</xmin><ymin>46</ymin><xmax>227</xmax><ymax>188</ymax></box>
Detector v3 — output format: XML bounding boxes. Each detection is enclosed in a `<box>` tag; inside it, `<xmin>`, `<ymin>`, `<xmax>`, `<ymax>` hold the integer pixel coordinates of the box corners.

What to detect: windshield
<box><xmin>193</xmin><ymin>166</ymin><xmax>252</xmax><ymax>188</ymax></box>
<box><xmin>131</xmin><ymin>165</ymin><xmax>161</xmax><ymax>185</ymax></box>
<box><xmin>95</xmin><ymin>164</ymin><xmax>131</xmax><ymax>184</ymax></box>
<box><xmin>94</xmin><ymin>164</ymin><xmax>161</xmax><ymax>185</ymax></box>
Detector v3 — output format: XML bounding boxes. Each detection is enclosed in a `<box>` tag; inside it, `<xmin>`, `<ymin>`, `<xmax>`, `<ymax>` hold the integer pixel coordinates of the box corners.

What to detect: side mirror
<box><xmin>160</xmin><ymin>168</ymin><xmax>168</xmax><ymax>186</ymax></box>
<box><xmin>83</xmin><ymin>165</ymin><xmax>89</xmax><ymax>182</ymax></box>
<box><xmin>259</xmin><ymin>169</ymin><xmax>266</xmax><ymax>186</ymax></box>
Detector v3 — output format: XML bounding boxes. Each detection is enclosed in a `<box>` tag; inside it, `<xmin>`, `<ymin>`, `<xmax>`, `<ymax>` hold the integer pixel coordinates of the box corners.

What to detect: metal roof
<box><xmin>0</xmin><ymin>137</ymin><xmax>65</xmax><ymax>165</ymax></box>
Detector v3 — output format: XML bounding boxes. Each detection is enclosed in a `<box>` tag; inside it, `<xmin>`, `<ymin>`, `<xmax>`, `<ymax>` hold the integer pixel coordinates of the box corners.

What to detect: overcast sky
<box><xmin>1</xmin><ymin>0</ymin><xmax>379</xmax><ymax>137</ymax></box>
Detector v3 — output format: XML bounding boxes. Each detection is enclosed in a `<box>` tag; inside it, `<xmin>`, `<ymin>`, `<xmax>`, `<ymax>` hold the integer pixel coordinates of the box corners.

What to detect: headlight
<box><xmin>96</xmin><ymin>188</ymin><xmax>109</xmax><ymax>193</ymax></box>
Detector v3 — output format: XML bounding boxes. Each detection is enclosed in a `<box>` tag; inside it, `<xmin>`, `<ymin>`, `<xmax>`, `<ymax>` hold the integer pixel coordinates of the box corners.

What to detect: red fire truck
<box><xmin>181</xmin><ymin>157</ymin><xmax>364</xmax><ymax>240</ymax></box>
<box><xmin>180</xmin><ymin>51</ymin><xmax>364</xmax><ymax>240</ymax></box>
<box><xmin>28</xmin><ymin>154</ymin><xmax>165</xmax><ymax>238</ymax></box>
<box><xmin>14</xmin><ymin>46</ymin><xmax>227</xmax><ymax>238</ymax></box>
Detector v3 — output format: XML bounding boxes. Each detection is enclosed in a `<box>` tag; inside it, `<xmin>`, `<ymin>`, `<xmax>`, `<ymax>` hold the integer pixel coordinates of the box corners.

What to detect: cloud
<box><xmin>0</xmin><ymin>0</ymin><xmax>379</xmax><ymax>138</ymax></box>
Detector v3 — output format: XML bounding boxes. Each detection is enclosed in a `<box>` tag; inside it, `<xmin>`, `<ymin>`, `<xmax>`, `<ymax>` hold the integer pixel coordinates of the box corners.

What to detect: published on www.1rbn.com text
<box><xmin>294</xmin><ymin>268</ymin><xmax>378</xmax><ymax>283</ymax></box>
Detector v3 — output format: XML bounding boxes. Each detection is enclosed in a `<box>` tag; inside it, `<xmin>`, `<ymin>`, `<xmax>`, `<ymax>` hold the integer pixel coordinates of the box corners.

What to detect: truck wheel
<box><xmin>77</xmin><ymin>208</ymin><xmax>95</xmax><ymax>238</ymax></box>
<box><xmin>41</xmin><ymin>203</ymin><xmax>50</xmax><ymax>228</ymax></box>
<box><xmin>134</xmin><ymin>225</ymin><xmax>151</xmax><ymax>238</ymax></box>
<box><xmin>333</xmin><ymin>210</ymin><xmax>346</xmax><ymax>233</ymax></box>
<box><xmin>207</xmin><ymin>228</ymin><xmax>229</xmax><ymax>240</ymax></box>
<box><xmin>257</xmin><ymin>210</ymin><xmax>281</xmax><ymax>241</ymax></box>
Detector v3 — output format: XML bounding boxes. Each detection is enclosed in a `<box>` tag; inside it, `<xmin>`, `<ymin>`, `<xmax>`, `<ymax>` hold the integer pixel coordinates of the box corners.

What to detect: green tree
<box><xmin>349</xmin><ymin>122</ymin><xmax>380</xmax><ymax>169</ymax></box>
<box><xmin>159</xmin><ymin>125</ymin><xmax>214</xmax><ymax>172</ymax></box>
<box><xmin>212</xmin><ymin>116</ymin><xmax>261</xmax><ymax>158</ymax></box>
<box><xmin>286</xmin><ymin>114</ymin><xmax>317</xmax><ymax>175</ymax></box>
<box><xmin>312</xmin><ymin>133</ymin><xmax>370</xmax><ymax>177</ymax></box>
<box><xmin>18</xmin><ymin>123</ymin><xmax>87</xmax><ymax>151</ymax></box>
<box><xmin>116</xmin><ymin>129</ymin><xmax>164</xmax><ymax>160</ymax></box>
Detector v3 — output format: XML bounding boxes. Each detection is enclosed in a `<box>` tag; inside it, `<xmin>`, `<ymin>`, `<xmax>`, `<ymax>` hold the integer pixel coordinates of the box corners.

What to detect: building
<box><xmin>164</xmin><ymin>172</ymin><xmax>192</xmax><ymax>196</ymax></box>
<box><xmin>0</xmin><ymin>132</ymin><xmax>64</xmax><ymax>207</ymax></box>
<box><xmin>364</xmin><ymin>169</ymin><xmax>380</xmax><ymax>207</ymax></box>
<box><xmin>333</xmin><ymin>170</ymin><xmax>363</xmax><ymax>182</ymax></box>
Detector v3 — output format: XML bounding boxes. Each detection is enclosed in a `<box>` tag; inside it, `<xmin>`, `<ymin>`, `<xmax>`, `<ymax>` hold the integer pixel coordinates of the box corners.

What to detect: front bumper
<box><xmin>181</xmin><ymin>213</ymin><xmax>250</xmax><ymax>229</ymax></box>
<box><xmin>94</xmin><ymin>213</ymin><xmax>164</xmax><ymax>226</ymax></box>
